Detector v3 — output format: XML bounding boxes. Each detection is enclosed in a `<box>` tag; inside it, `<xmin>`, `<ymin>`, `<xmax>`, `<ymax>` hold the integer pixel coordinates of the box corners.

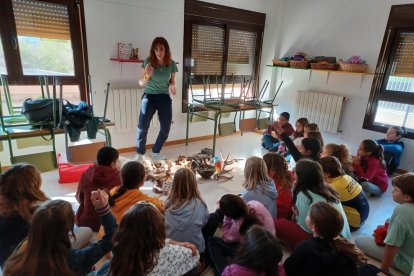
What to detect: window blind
<box><xmin>227</xmin><ymin>29</ymin><xmax>256</xmax><ymax>75</ymax></box>
<box><xmin>392</xmin><ymin>31</ymin><xmax>414</xmax><ymax>77</ymax></box>
<box><xmin>12</xmin><ymin>0</ymin><xmax>70</xmax><ymax>40</ymax></box>
<box><xmin>191</xmin><ymin>24</ymin><xmax>224</xmax><ymax>75</ymax></box>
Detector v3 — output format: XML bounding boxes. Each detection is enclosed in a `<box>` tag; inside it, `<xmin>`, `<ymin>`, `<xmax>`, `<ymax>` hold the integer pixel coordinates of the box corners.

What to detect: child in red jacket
<box><xmin>263</xmin><ymin>152</ymin><xmax>294</xmax><ymax>219</ymax></box>
<box><xmin>75</xmin><ymin>147</ymin><xmax>121</xmax><ymax>231</ymax></box>
<box><xmin>353</xmin><ymin>139</ymin><xmax>388</xmax><ymax>197</ymax></box>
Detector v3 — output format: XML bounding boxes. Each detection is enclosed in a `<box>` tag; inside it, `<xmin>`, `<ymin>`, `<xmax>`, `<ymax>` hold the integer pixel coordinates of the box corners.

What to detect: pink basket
<box><xmin>57</xmin><ymin>153</ymin><xmax>94</xmax><ymax>183</ymax></box>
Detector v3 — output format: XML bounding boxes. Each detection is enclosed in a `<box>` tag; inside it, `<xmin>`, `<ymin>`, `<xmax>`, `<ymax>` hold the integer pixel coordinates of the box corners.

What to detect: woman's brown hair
<box><xmin>165</xmin><ymin>167</ymin><xmax>206</xmax><ymax>210</ymax></box>
<box><xmin>0</xmin><ymin>163</ymin><xmax>48</xmax><ymax>221</ymax></box>
<box><xmin>243</xmin><ymin>157</ymin><xmax>270</xmax><ymax>192</ymax></box>
<box><xmin>309</xmin><ymin>201</ymin><xmax>367</xmax><ymax>263</ymax></box>
<box><xmin>3</xmin><ymin>200</ymin><xmax>75</xmax><ymax>276</ymax></box>
<box><xmin>109</xmin><ymin>201</ymin><xmax>166</xmax><ymax>276</ymax></box>
<box><xmin>324</xmin><ymin>143</ymin><xmax>353</xmax><ymax>173</ymax></box>
<box><xmin>262</xmin><ymin>153</ymin><xmax>292</xmax><ymax>190</ymax></box>
<box><xmin>149</xmin><ymin>37</ymin><xmax>172</xmax><ymax>68</ymax></box>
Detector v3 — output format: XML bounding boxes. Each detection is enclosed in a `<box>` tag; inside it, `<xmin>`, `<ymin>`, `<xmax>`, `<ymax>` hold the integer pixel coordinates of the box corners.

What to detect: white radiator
<box><xmin>108</xmin><ymin>88</ymin><xmax>142</xmax><ymax>132</ymax></box>
<box><xmin>296</xmin><ymin>90</ymin><xmax>347</xmax><ymax>134</ymax></box>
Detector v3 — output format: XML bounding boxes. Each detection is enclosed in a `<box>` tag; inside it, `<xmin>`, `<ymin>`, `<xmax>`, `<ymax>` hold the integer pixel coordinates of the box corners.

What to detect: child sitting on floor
<box><xmin>355</xmin><ymin>173</ymin><xmax>414</xmax><ymax>275</ymax></box>
<box><xmin>321</xmin><ymin>143</ymin><xmax>354</xmax><ymax>176</ymax></box>
<box><xmin>262</xmin><ymin>112</ymin><xmax>295</xmax><ymax>151</ymax></box>
<box><xmin>98</xmin><ymin>161</ymin><xmax>163</xmax><ymax>238</ymax></box>
<box><xmin>96</xmin><ymin>201</ymin><xmax>199</xmax><ymax>276</ymax></box>
<box><xmin>165</xmin><ymin>168</ymin><xmax>209</xmax><ymax>254</ymax></box>
<box><xmin>353</xmin><ymin>139</ymin><xmax>388</xmax><ymax>196</ymax></box>
<box><xmin>263</xmin><ymin>152</ymin><xmax>294</xmax><ymax>219</ymax></box>
<box><xmin>76</xmin><ymin>147</ymin><xmax>121</xmax><ymax>232</ymax></box>
<box><xmin>207</xmin><ymin>194</ymin><xmax>275</xmax><ymax>275</ymax></box>
<box><xmin>376</xmin><ymin>126</ymin><xmax>405</xmax><ymax>175</ymax></box>
<box><xmin>284</xmin><ymin>201</ymin><xmax>370</xmax><ymax>276</ymax></box>
<box><xmin>3</xmin><ymin>190</ymin><xmax>117</xmax><ymax>275</ymax></box>
<box><xmin>275</xmin><ymin>159</ymin><xmax>351</xmax><ymax>248</ymax></box>
<box><xmin>222</xmin><ymin>226</ymin><xmax>284</xmax><ymax>276</ymax></box>
<box><xmin>241</xmin><ymin>156</ymin><xmax>278</xmax><ymax>218</ymax></box>
<box><xmin>319</xmin><ymin>156</ymin><xmax>369</xmax><ymax>231</ymax></box>
<box><xmin>291</xmin><ymin>117</ymin><xmax>309</xmax><ymax>140</ymax></box>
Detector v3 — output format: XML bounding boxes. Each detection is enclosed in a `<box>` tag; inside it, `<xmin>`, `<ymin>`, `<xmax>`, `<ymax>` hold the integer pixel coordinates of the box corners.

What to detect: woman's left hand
<box><xmin>170</xmin><ymin>85</ymin><xmax>176</xmax><ymax>96</ymax></box>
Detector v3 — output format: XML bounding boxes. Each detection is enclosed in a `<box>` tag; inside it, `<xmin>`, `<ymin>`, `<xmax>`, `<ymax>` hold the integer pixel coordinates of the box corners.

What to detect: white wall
<box><xmin>268</xmin><ymin>0</ymin><xmax>414</xmax><ymax>171</ymax></box>
<box><xmin>82</xmin><ymin>0</ymin><xmax>279</xmax><ymax>150</ymax></box>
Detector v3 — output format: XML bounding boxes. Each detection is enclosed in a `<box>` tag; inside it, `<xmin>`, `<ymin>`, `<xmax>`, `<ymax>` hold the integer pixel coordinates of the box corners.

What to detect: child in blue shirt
<box><xmin>376</xmin><ymin>126</ymin><xmax>405</xmax><ymax>175</ymax></box>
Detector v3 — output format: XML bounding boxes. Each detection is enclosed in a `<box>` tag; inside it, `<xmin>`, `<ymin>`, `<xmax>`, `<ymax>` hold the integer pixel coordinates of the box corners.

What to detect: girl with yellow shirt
<box><xmin>319</xmin><ymin>156</ymin><xmax>369</xmax><ymax>231</ymax></box>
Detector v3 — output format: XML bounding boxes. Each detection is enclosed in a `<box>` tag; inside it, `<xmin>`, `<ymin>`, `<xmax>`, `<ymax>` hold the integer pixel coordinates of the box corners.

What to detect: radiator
<box><xmin>296</xmin><ymin>90</ymin><xmax>347</xmax><ymax>134</ymax></box>
<box><xmin>108</xmin><ymin>88</ymin><xmax>142</xmax><ymax>132</ymax></box>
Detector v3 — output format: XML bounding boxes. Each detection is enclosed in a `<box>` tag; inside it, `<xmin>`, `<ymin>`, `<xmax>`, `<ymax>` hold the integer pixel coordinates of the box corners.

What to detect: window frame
<box><xmin>0</xmin><ymin>0</ymin><xmax>89</xmax><ymax>101</ymax></box>
<box><xmin>363</xmin><ymin>4</ymin><xmax>414</xmax><ymax>139</ymax></box>
<box><xmin>182</xmin><ymin>0</ymin><xmax>265</xmax><ymax>112</ymax></box>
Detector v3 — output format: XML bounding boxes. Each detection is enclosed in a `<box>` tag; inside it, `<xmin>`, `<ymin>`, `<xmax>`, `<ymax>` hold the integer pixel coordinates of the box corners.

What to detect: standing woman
<box><xmin>137</xmin><ymin>37</ymin><xmax>178</xmax><ymax>159</ymax></box>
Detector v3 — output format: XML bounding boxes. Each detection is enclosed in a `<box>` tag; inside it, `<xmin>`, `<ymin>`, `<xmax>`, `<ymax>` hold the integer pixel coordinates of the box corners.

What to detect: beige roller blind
<box><xmin>227</xmin><ymin>29</ymin><xmax>256</xmax><ymax>75</ymax></box>
<box><xmin>392</xmin><ymin>32</ymin><xmax>414</xmax><ymax>77</ymax></box>
<box><xmin>191</xmin><ymin>24</ymin><xmax>224</xmax><ymax>75</ymax></box>
<box><xmin>13</xmin><ymin>0</ymin><xmax>71</xmax><ymax>40</ymax></box>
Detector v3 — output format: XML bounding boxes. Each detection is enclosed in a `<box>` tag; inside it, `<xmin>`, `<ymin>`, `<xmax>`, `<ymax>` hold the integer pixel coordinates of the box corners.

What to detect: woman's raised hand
<box><xmin>145</xmin><ymin>63</ymin><xmax>154</xmax><ymax>78</ymax></box>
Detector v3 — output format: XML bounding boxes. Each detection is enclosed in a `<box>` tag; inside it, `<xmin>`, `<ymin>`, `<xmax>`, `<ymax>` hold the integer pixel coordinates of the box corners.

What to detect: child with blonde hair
<box><xmin>263</xmin><ymin>152</ymin><xmax>294</xmax><ymax>219</ymax></box>
<box><xmin>241</xmin><ymin>157</ymin><xmax>277</xmax><ymax>218</ymax></box>
<box><xmin>165</xmin><ymin>168</ymin><xmax>209</xmax><ymax>254</ymax></box>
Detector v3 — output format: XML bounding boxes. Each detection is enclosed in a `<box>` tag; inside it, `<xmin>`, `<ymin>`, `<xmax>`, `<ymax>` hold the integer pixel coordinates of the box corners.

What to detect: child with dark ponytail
<box><xmin>284</xmin><ymin>201</ymin><xmax>370</xmax><ymax>276</ymax></box>
<box><xmin>353</xmin><ymin>139</ymin><xmax>388</xmax><ymax>197</ymax></box>
<box><xmin>98</xmin><ymin>161</ymin><xmax>163</xmax><ymax>238</ymax></box>
<box><xmin>207</xmin><ymin>194</ymin><xmax>275</xmax><ymax>275</ymax></box>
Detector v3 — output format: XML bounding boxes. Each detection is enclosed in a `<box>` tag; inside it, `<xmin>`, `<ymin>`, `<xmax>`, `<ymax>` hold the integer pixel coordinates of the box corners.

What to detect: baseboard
<box><xmin>117</xmin><ymin>131</ymin><xmax>242</xmax><ymax>154</ymax></box>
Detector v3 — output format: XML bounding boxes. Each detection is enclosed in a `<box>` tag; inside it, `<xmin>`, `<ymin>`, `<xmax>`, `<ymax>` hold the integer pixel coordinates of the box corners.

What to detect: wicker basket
<box><xmin>196</xmin><ymin>165</ymin><xmax>215</xmax><ymax>179</ymax></box>
<box><xmin>310</xmin><ymin>63</ymin><xmax>339</xmax><ymax>70</ymax></box>
<box><xmin>272</xmin><ymin>60</ymin><xmax>290</xmax><ymax>67</ymax></box>
<box><xmin>339</xmin><ymin>63</ymin><xmax>368</xmax><ymax>73</ymax></box>
<box><xmin>290</xmin><ymin>60</ymin><xmax>309</xmax><ymax>69</ymax></box>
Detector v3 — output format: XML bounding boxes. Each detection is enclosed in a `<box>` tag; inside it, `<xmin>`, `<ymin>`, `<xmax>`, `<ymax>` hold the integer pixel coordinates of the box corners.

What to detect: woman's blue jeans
<box><xmin>136</xmin><ymin>93</ymin><xmax>172</xmax><ymax>154</ymax></box>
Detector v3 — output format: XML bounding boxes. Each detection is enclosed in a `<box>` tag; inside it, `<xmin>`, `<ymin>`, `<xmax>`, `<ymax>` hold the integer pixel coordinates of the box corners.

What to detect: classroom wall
<box><xmin>81</xmin><ymin>0</ymin><xmax>280</xmax><ymax>152</ymax></box>
<box><xmin>3</xmin><ymin>0</ymin><xmax>414</xmax><ymax>172</ymax></box>
<box><xmin>268</xmin><ymin>0</ymin><xmax>414</xmax><ymax>171</ymax></box>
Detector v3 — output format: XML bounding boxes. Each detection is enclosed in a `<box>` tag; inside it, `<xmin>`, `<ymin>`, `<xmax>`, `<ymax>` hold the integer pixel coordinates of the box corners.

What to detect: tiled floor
<box><xmin>3</xmin><ymin>132</ymin><xmax>405</xmax><ymax>276</ymax></box>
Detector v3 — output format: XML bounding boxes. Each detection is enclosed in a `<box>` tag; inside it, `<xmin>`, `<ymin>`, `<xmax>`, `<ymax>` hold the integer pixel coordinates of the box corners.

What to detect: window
<box><xmin>363</xmin><ymin>4</ymin><xmax>414</xmax><ymax>138</ymax></box>
<box><xmin>0</xmin><ymin>0</ymin><xmax>88</xmax><ymax>101</ymax></box>
<box><xmin>182</xmin><ymin>0</ymin><xmax>265</xmax><ymax>112</ymax></box>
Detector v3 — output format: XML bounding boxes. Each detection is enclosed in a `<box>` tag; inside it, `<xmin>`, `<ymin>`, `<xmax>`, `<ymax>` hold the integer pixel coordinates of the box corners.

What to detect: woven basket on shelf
<box><xmin>290</xmin><ymin>60</ymin><xmax>309</xmax><ymax>69</ymax></box>
<box><xmin>310</xmin><ymin>63</ymin><xmax>340</xmax><ymax>70</ymax></box>
<box><xmin>339</xmin><ymin>63</ymin><xmax>368</xmax><ymax>73</ymax></box>
<box><xmin>272</xmin><ymin>60</ymin><xmax>290</xmax><ymax>67</ymax></box>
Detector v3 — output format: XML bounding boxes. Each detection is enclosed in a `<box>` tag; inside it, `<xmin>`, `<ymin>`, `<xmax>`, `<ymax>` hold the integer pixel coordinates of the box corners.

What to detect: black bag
<box><xmin>64</xmin><ymin>101</ymin><xmax>93</xmax><ymax>127</ymax></box>
<box><xmin>21</xmin><ymin>98</ymin><xmax>61</xmax><ymax>125</ymax></box>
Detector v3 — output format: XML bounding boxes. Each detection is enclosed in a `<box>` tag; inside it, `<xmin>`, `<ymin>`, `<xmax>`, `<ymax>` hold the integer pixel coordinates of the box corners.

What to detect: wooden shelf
<box><xmin>266</xmin><ymin>65</ymin><xmax>373</xmax><ymax>75</ymax></box>
<box><xmin>266</xmin><ymin>65</ymin><xmax>309</xmax><ymax>71</ymax></box>
<box><xmin>267</xmin><ymin>65</ymin><xmax>373</xmax><ymax>87</ymax></box>
<box><xmin>110</xmin><ymin>58</ymin><xmax>144</xmax><ymax>63</ymax></box>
